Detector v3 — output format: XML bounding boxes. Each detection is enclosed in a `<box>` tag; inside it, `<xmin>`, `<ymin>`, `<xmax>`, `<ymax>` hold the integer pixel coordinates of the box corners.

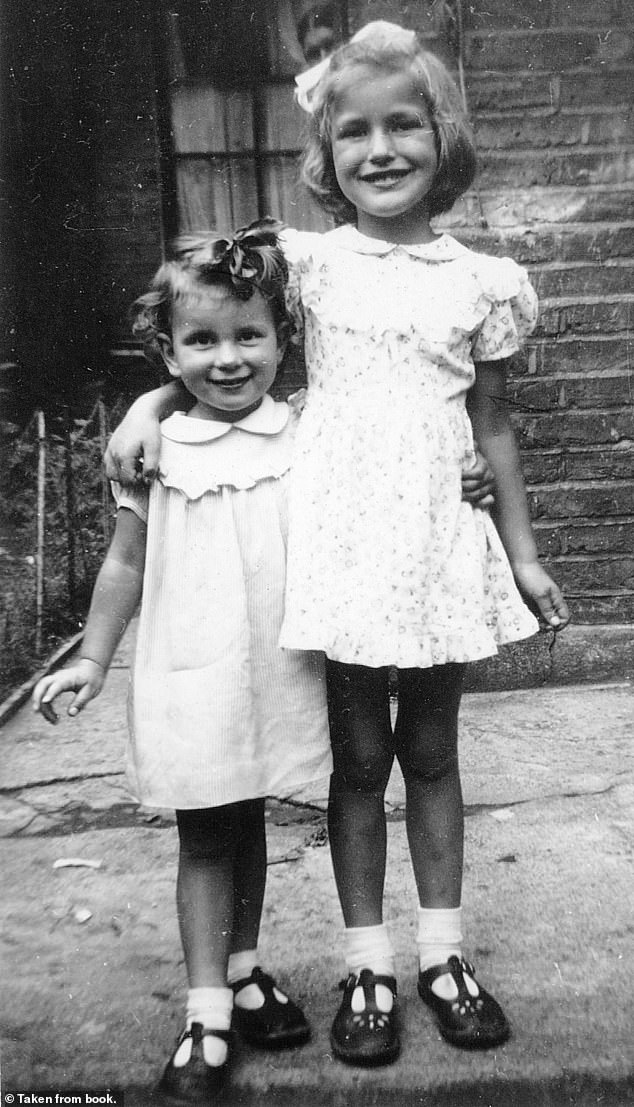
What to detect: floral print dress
<box><xmin>278</xmin><ymin>225</ymin><xmax>539</xmax><ymax>668</ymax></box>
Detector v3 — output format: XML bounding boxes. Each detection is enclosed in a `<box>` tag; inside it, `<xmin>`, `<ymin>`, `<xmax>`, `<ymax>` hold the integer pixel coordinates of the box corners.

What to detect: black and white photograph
<box><xmin>1</xmin><ymin>2</ymin><xmax>632</xmax><ymax>1105</ymax></box>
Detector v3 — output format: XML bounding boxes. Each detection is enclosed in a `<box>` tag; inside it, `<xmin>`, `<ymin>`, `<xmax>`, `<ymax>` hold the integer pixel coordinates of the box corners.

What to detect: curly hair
<box><xmin>131</xmin><ymin>218</ymin><xmax>290</xmax><ymax>366</ymax></box>
<box><xmin>301</xmin><ymin>23</ymin><xmax>477</xmax><ymax>225</ymax></box>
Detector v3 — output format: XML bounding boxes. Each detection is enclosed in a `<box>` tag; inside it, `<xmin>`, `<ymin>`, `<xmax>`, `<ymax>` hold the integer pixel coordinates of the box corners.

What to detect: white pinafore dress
<box><xmin>116</xmin><ymin>395</ymin><xmax>332</xmax><ymax>810</ymax></box>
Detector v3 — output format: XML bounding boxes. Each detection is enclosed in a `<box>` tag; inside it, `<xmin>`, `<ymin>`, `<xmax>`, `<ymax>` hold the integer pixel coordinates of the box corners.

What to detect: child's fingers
<box><xmin>104</xmin><ymin>448</ymin><xmax>138</xmax><ymax>485</ymax></box>
<box><xmin>550</xmin><ymin>588</ymin><xmax>571</xmax><ymax>630</ymax></box>
<box><xmin>39</xmin><ymin>700</ymin><xmax>59</xmax><ymax>725</ymax></box>
<box><xmin>33</xmin><ymin>671</ymin><xmax>82</xmax><ymax>716</ymax></box>
<box><xmin>140</xmin><ymin>444</ymin><xmax>160</xmax><ymax>482</ymax></box>
<box><xmin>32</xmin><ymin>675</ymin><xmax>58</xmax><ymax>712</ymax></box>
<box><xmin>537</xmin><ymin>584</ymin><xmax>570</xmax><ymax>631</ymax></box>
<box><xmin>67</xmin><ymin>684</ymin><xmax>98</xmax><ymax>716</ymax></box>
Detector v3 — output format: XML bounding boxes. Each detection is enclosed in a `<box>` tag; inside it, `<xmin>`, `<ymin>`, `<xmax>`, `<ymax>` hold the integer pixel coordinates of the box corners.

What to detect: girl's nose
<box><xmin>367</xmin><ymin>126</ymin><xmax>394</xmax><ymax>161</ymax></box>
<box><xmin>215</xmin><ymin>341</ymin><xmax>241</xmax><ymax>369</ymax></box>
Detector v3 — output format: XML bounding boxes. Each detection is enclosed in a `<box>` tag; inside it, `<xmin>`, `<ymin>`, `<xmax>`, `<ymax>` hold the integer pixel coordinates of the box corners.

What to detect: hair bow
<box><xmin>293</xmin><ymin>21</ymin><xmax>418</xmax><ymax>114</ymax></box>
<box><xmin>203</xmin><ymin>218</ymin><xmax>286</xmax><ymax>287</ymax></box>
<box><xmin>294</xmin><ymin>54</ymin><xmax>332</xmax><ymax>113</ymax></box>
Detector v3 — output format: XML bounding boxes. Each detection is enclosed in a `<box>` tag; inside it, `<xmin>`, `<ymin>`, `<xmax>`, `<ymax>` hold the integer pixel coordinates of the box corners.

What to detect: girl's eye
<box><xmin>238</xmin><ymin>330</ymin><xmax>262</xmax><ymax>343</ymax></box>
<box><xmin>389</xmin><ymin>116</ymin><xmax>428</xmax><ymax>132</ymax></box>
<box><xmin>335</xmin><ymin>123</ymin><xmax>367</xmax><ymax>141</ymax></box>
<box><xmin>187</xmin><ymin>332</ymin><xmax>214</xmax><ymax>346</ymax></box>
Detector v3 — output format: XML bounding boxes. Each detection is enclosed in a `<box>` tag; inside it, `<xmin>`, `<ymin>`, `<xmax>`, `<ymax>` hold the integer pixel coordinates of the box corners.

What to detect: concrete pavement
<box><xmin>1</xmin><ymin>625</ymin><xmax>633</xmax><ymax>1106</ymax></box>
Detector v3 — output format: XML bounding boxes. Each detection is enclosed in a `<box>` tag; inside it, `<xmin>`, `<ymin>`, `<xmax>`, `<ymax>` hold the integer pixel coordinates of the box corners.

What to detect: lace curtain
<box><xmin>165</xmin><ymin>0</ymin><xmax>334</xmax><ymax>234</ymax></box>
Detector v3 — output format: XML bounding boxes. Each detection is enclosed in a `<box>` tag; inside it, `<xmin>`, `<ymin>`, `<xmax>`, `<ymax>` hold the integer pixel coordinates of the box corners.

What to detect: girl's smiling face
<box><xmin>159</xmin><ymin>285</ymin><xmax>285</xmax><ymax>422</ymax></box>
<box><xmin>330</xmin><ymin>65</ymin><xmax>438</xmax><ymax>243</ymax></box>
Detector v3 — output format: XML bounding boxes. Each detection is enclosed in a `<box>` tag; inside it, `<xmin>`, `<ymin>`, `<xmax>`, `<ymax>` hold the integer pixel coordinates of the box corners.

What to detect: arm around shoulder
<box><xmin>104</xmin><ymin>379</ymin><xmax>189</xmax><ymax>483</ymax></box>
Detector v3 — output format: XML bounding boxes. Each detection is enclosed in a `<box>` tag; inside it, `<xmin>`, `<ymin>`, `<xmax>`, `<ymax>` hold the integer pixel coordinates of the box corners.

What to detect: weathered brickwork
<box><xmin>429</xmin><ymin>1</ymin><xmax>634</xmax><ymax>629</ymax></box>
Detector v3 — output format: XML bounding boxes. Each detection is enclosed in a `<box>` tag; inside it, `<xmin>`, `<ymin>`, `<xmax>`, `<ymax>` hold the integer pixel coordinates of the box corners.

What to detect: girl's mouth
<box><xmin>361</xmin><ymin>169</ymin><xmax>409</xmax><ymax>186</ymax></box>
<box><xmin>212</xmin><ymin>376</ymin><xmax>251</xmax><ymax>390</ymax></box>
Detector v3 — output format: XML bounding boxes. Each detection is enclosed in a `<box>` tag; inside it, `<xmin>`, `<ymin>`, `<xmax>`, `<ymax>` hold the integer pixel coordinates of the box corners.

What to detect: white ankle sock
<box><xmin>417</xmin><ymin>906</ymin><xmax>478</xmax><ymax>1001</ymax></box>
<box><xmin>343</xmin><ymin>924</ymin><xmax>396</xmax><ymax>1016</ymax></box>
<box><xmin>344</xmin><ymin>923</ymin><xmax>396</xmax><ymax>978</ymax></box>
<box><xmin>173</xmin><ymin>986</ymin><xmax>233</xmax><ymax>1068</ymax></box>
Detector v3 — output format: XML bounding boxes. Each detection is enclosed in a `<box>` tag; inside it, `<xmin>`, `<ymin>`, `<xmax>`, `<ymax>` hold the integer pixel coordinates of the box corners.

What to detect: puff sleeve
<box><xmin>111</xmin><ymin>481</ymin><xmax>149</xmax><ymax>524</ymax></box>
<box><xmin>471</xmin><ymin>257</ymin><xmax>538</xmax><ymax>362</ymax></box>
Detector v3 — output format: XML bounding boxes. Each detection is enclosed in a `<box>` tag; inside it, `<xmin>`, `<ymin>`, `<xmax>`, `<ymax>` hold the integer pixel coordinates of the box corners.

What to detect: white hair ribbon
<box><xmin>293</xmin><ymin>21</ymin><xmax>417</xmax><ymax>114</ymax></box>
<box><xmin>294</xmin><ymin>54</ymin><xmax>332</xmax><ymax>113</ymax></box>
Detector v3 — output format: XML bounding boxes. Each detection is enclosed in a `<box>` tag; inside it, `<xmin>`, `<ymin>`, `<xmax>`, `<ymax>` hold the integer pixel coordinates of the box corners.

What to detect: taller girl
<box><xmin>278</xmin><ymin>20</ymin><xmax>569</xmax><ymax>1063</ymax></box>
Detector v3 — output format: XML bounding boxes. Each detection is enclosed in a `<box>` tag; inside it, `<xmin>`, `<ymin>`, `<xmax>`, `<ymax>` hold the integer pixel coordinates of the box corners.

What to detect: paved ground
<box><xmin>1</xmin><ymin>625</ymin><xmax>633</xmax><ymax>1106</ymax></box>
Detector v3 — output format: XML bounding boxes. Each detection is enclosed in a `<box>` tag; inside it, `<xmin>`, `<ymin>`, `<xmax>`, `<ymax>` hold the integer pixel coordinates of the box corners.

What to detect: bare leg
<box><xmin>393</xmin><ymin>664</ymin><xmax>465</xmax><ymax>908</ymax></box>
<box><xmin>326</xmin><ymin>660</ymin><xmax>394</xmax><ymax>927</ymax></box>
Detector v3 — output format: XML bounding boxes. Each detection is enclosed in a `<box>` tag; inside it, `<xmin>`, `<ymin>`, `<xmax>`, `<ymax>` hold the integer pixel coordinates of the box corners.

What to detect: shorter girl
<box><xmin>33</xmin><ymin>221</ymin><xmax>332</xmax><ymax>1105</ymax></box>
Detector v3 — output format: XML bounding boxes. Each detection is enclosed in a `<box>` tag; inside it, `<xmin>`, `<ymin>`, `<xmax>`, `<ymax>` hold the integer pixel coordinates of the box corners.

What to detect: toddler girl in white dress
<box><xmin>33</xmin><ymin>221</ymin><xmax>332</xmax><ymax>1104</ymax></box>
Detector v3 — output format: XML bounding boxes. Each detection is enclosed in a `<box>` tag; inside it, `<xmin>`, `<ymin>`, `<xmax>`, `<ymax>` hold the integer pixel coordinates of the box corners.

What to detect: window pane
<box><xmin>172</xmin><ymin>87</ymin><xmax>254</xmax><ymax>154</ymax></box>
<box><xmin>176</xmin><ymin>159</ymin><xmax>260</xmax><ymax>232</ymax></box>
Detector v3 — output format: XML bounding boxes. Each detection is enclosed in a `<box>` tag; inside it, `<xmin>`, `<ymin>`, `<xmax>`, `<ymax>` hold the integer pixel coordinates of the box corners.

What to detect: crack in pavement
<box><xmin>1</xmin><ymin>779</ymin><xmax>621</xmax><ymax>839</ymax></box>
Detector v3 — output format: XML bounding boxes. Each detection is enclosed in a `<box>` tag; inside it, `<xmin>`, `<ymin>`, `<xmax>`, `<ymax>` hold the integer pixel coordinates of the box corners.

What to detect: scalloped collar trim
<box><xmin>161</xmin><ymin>395</ymin><xmax>290</xmax><ymax>443</ymax></box>
<box><xmin>325</xmin><ymin>225</ymin><xmax>470</xmax><ymax>260</ymax></box>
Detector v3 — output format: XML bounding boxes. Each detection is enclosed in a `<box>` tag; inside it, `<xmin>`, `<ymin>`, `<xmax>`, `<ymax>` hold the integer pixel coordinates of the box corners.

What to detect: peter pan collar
<box><xmin>161</xmin><ymin>394</ymin><xmax>290</xmax><ymax>443</ymax></box>
<box><xmin>325</xmin><ymin>224</ymin><xmax>469</xmax><ymax>261</ymax></box>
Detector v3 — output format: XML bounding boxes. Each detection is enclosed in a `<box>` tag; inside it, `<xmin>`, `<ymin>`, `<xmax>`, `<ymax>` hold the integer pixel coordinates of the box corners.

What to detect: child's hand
<box><xmin>461</xmin><ymin>447</ymin><xmax>495</xmax><ymax>507</ymax></box>
<box><xmin>104</xmin><ymin>414</ymin><xmax>162</xmax><ymax>485</ymax></box>
<box><xmin>32</xmin><ymin>659</ymin><xmax>106</xmax><ymax>724</ymax></box>
<box><xmin>512</xmin><ymin>562</ymin><xmax>571</xmax><ymax>631</ymax></box>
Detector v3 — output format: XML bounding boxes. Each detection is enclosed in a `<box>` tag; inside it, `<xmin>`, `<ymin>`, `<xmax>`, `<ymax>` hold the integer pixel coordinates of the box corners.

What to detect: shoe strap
<box><xmin>181</xmin><ymin>1023</ymin><xmax>234</xmax><ymax>1047</ymax></box>
<box><xmin>230</xmin><ymin>965</ymin><xmax>275</xmax><ymax>996</ymax></box>
<box><xmin>341</xmin><ymin>969</ymin><xmax>397</xmax><ymax>1005</ymax></box>
<box><xmin>419</xmin><ymin>956</ymin><xmax>476</xmax><ymax>1000</ymax></box>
